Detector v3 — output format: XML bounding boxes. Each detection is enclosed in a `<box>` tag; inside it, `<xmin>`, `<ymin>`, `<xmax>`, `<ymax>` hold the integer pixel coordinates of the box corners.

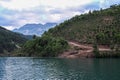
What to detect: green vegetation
<box><xmin>4</xmin><ymin>4</ymin><xmax>120</xmax><ymax>57</ymax></box>
<box><xmin>44</xmin><ymin>4</ymin><xmax>120</xmax><ymax>57</ymax></box>
<box><xmin>46</xmin><ymin>5</ymin><xmax>120</xmax><ymax>44</ymax></box>
<box><xmin>21</xmin><ymin>35</ymin><xmax>69</xmax><ymax>57</ymax></box>
<box><xmin>93</xmin><ymin>43</ymin><xmax>100</xmax><ymax>57</ymax></box>
<box><xmin>0</xmin><ymin>26</ymin><xmax>27</xmax><ymax>54</ymax></box>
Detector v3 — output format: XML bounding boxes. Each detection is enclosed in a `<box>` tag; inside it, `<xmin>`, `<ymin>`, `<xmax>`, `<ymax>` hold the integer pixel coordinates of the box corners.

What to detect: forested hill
<box><xmin>45</xmin><ymin>5</ymin><xmax>120</xmax><ymax>46</ymax></box>
<box><xmin>0</xmin><ymin>26</ymin><xmax>28</xmax><ymax>53</ymax></box>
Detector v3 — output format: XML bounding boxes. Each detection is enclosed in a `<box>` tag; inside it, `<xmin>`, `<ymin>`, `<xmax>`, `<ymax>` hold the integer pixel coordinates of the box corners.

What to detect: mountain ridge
<box><xmin>13</xmin><ymin>23</ymin><xmax>57</xmax><ymax>36</ymax></box>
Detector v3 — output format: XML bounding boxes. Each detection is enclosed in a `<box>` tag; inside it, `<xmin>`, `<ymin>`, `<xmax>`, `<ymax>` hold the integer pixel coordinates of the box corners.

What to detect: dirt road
<box><xmin>59</xmin><ymin>41</ymin><xmax>111</xmax><ymax>58</ymax></box>
<box><xmin>69</xmin><ymin>42</ymin><xmax>111</xmax><ymax>51</ymax></box>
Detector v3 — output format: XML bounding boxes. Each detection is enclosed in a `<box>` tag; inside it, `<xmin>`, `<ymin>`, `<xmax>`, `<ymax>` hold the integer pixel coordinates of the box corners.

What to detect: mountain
<box><xmin>13</xmin><ymin>23</ymin><xmax>57</xmax><ymax>36</ymax></box>
<box><xmin>45</xmin><ymin>5</ymin><xmax>120</xmax><ymax>46</ymax></box>
<box><xmin>19</xmin><ymin>4</ymin><xmax>120</xmax><ymax>57</ymax></box>
<box><xmin>0</xmin><ymin>26</ymin><xmax>28</xmax><ymax>54</ymax></box>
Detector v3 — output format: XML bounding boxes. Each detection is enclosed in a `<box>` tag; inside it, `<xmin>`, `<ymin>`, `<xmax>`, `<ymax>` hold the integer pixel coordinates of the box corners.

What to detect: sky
<box><xmin>0</xmin><ymin>0</ymin><xmax>120</xmax><ymax>30</ymax></box>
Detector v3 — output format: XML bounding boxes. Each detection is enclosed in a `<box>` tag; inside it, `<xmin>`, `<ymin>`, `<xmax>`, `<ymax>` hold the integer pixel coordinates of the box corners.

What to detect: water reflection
<box><xmin>31</xmin><ymin>58</ymin><xmax>78</xmax><ymax>79</ymax></box>
<box><xmin>0</xmin><ymin>58</ymin><xmax>120</xmax><ymax>80</ymax></box>
<box><xmin>92</xmin><ymin>59</ymin><xmax>120</xmax><ymax>80</ymax></box>
<box><xmin>0</xmin><ymin>58</ymin><xmax>7</xmax><ymax>79</ymax></box>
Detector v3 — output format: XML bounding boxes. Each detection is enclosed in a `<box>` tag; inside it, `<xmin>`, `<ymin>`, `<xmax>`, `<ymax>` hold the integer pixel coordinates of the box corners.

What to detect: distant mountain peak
<box><xmin>13</xmin><ymin>22</ymin><xmax>57</xmax><ymax>35</ymax></box>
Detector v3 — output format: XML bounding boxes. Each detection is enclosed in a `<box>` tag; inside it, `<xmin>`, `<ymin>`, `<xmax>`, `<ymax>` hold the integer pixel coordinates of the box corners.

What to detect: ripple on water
<box><xmin>0</xmin><ymin>57</ymin><xmax>120</xmax><ymax>80</ymax></box>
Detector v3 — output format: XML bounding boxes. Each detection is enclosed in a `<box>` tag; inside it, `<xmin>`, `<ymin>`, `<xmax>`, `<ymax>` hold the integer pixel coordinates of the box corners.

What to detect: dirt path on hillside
<box><xmin>69</xmin><ymin>42</ymin><xmax>111</xmax><ymax>51</ymax></box>
<box><xmin>58</xmin><ymin>41</ymin><xmax>111</xmax><ymax>58</ymax></box>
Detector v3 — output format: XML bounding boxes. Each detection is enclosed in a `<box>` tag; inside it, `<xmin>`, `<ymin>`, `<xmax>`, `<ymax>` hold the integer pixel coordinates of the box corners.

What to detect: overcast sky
<box><xmin>0</xmin><ymin>0</ymin><xmax>120</xmax><ymax>30</ymax></box>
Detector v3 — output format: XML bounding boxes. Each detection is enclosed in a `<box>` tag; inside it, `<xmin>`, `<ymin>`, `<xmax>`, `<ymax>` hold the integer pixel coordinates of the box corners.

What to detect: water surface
<box><xmin>0</xmin><ymin>57</ymin><xmax>120</xmax><ymax>80</ymax></box>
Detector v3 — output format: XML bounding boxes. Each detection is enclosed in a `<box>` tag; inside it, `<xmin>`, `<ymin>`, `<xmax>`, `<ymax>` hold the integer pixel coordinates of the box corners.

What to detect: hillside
<box><xmin>0</xmin><ymin>26</ymin><xmax>28</xmax><ymax>54</ymax></box>
<box><xmin>13</xmin><ymin>23</ymin><xmax>57</xmax><ymax>35</ymax></box>
<box><xmin>20</xmin><ymin>5</ymin><xmax>120</xmax><ymax>58</ymax></box>
<box><xmin>45</xmin><ymin>5</ymin><xmax>120</xmax><ymax>46</ymax></box>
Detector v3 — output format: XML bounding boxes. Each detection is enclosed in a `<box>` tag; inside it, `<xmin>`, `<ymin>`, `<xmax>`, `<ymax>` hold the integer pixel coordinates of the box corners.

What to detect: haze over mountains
<box><xmin>13</xmin><ymin>23</ymin><xmax>57</xmax><ymax>36</ymax></box>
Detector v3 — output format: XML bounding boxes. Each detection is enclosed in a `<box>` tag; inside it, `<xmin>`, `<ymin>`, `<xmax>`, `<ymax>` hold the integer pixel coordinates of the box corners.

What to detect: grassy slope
<box><xmin>46</xmin><ymin>5</ymin><xmax>120</xmax><ymax>45</ymax></box>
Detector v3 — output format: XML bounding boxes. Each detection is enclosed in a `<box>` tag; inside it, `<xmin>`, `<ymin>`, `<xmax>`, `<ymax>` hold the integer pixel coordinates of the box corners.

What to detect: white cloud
<box><xmin>0</xmin><ymin>0</ymin><xmax>96</xmax><ymax>30</ymax></box>
<box><xmin>1</xmin><ymin>0</ymin><xmax>119</xmax><ymax>30</ymax></box>
<box><xmin>0</xmin><ymin>0</ymin><xmax>94</xmax><ymax>10</ymax></box>
<box><xmin>0</xmin><ymin>0</ymin><xmax>40</xmax><ymax>11</ymax></box>
<box><xmin>40</xmin><ymin>0</ymin><xmax>94</xmax><ymax>9</ymax></box>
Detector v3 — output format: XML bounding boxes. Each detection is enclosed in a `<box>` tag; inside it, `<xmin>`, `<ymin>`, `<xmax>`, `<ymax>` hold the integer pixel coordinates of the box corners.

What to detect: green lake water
<box><xmin>0</xmin><ymin>57</ymin><xmax>120</xmax><ymax>80</ymax></box>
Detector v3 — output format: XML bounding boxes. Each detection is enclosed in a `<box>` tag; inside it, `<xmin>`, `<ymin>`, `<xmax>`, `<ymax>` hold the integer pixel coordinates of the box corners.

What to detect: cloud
<box><xmin>99</xmin><ymin>0</ymin><xmax>120</xmax><ymax>8</ymax></box>
<box><xmin>0</xmin><ymin>0</ymin><xmax>40</xmax><ymax>11</ymax></box>
<box><xmin>0</xmin><ymin>0</ymin><xmax>94</xmax><ymax>10</ymax></box>
<box><xmin>0</xmin><ymin>0</ymin><xmax>120</xmax><ymax>30</ymax></box>
<box><xmin>39</xmin><ymin>0</ymin><xmax>94</xmax><ymax>9</ymax></box>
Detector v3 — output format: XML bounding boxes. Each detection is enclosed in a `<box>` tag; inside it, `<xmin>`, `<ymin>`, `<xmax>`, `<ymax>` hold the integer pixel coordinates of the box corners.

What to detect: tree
<box><xmin>93</xmin><ymin>42</ymin><xmax>100</xmax><ymax>57</ymax></box>
<box><xmin>22</xmin><ymin>35</ymin><xmax>69</xmax><ymax>57</ymax></box>
<box><xmin>33</xmin><ymin>35</ymin><xmax>37</xmax><ymax>39</ymax></box>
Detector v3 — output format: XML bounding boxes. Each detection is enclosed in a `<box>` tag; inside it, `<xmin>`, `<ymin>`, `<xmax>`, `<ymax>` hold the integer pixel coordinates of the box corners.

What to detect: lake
<box><xmin>0</xmin><ymin>57</ymin><xmax>120</xmax><ymax>80</ymax></box>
